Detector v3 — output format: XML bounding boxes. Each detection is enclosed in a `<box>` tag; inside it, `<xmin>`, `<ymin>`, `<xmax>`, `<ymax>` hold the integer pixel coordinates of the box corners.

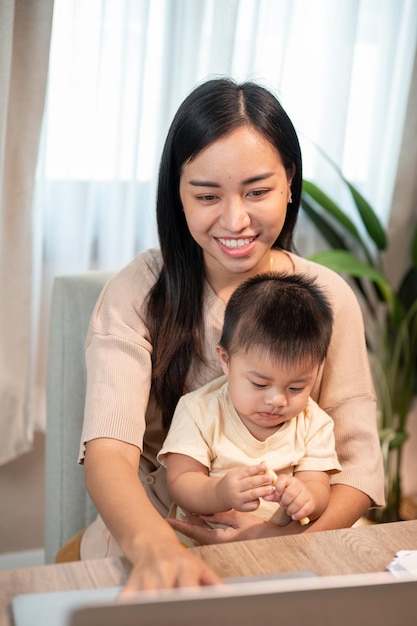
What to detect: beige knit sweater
<box><xmin>78</xmin><ymin>248</ymin><xmax>385</xmax><ymax>558</ymax></box>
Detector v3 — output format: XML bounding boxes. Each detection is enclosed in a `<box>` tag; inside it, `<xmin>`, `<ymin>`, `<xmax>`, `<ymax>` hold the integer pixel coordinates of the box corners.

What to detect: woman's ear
<box><xmin>287</xmin><ymin>162</ymin><xmax>296</xmax><ymax>183</ymax></box>
<box><xmin>287</xmin><ymin>164</ymin><xmax>295</xmax><ymax>203</ymax></box>
<box><xmin>216</xmin><ymin>344</ymin><xmax>230</xmax><ymax>375</ymax></box>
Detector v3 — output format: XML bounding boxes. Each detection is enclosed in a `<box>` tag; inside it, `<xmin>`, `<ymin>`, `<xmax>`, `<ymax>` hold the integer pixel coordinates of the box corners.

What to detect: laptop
<box><xmin>12</xmin><ymin>571</ymin><xmax>417</xmax><ymax>626</ymax></box>
<box><xmin>68</xmin><ymin>572</ymin><xmax>417</xmax><ymax>626</ymax></box>
<box><xmin>69</xmin><ymin>571</ymin><xmax>416</xmax><ymax>626</ymax></box>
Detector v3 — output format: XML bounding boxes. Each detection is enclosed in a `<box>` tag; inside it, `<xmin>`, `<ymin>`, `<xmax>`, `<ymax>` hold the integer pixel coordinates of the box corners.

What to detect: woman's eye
<box><xmin>198</xmin><ymin>194</ymin><xmax>218</xmax><ymax>202</ymax></box>
<box><xmin>248</xmin><ymin>189</ymin><xmax>268</xmax><ymax>198</ymax></box>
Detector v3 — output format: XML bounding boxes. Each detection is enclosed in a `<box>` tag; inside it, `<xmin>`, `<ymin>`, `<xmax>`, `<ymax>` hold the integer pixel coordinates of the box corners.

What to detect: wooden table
<box><xmin>1</xmin><ymin>520</ymin><xmax>417</xmax><ymax>626</ymax></box>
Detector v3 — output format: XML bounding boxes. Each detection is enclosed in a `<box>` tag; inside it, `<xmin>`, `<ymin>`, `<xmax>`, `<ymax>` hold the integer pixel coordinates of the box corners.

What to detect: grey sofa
<box><xmin>44</xmin><ymin>271</ymin><xmax>113</xmax><ymax>563</ymax></box>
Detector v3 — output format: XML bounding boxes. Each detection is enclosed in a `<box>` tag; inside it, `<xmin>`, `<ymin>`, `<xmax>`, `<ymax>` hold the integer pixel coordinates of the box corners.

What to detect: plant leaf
<box><xmin>305</xmin><ymin>143</ymin><xmax>387</xmax><ymax>251</ymax></box>
<box><xmin>398</xmin><ymin>267</ymin><xmax>417</xmax><ymax>312</ymax></box>
<box><xmin>310</xmin><ymin>249</ymin><xmax>395</xmax><ymax>306</ymax></box>
<box><xmin>379</xmin><ymin>428</ymin><xmax>408</xmax><ymax>450</ymax></box>
<box><xmin>302</xmin><ymin>181</ymin><xmax>362</xmax><ymax>242</ymax></box>
<box><xmin>300</xmin><ymin>195</ymin><xmax>348</xmax><ymax>249</ymax></box>
<box><xmin>346</xmin><ymin>182</ymin><xmax>387</xmax><ymax>251</ymax></box>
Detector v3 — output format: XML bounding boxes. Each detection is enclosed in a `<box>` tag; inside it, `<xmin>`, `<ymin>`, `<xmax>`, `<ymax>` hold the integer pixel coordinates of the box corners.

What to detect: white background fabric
<box><xmin>0</xmin><ymin>0</ymin><xmax>54</xmax><ymax>463</ymax></box>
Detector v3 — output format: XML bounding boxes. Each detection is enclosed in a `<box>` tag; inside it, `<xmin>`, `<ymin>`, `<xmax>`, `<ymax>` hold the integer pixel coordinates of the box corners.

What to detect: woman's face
<box><xmin>179</xmin><ymin>126</ymin><xmax>292</xmax><ymax>285</ymax></box>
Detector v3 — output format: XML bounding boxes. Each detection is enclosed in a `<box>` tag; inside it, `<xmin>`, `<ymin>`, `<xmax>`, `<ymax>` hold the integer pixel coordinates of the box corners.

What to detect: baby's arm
<box><xmin>166</xmin><ymin>453</ymin><xmax>275</xmax><ymax>514</ymax></box>
<box><xmin>263</xmin><ymin>470</ymin><xmax>330</xmax><ymax>523</ymax></box>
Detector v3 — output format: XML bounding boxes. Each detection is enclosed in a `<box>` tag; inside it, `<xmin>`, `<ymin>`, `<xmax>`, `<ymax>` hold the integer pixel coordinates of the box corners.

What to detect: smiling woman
<box><xmin>72</xmin><ymin>77</ymin><xmax>384</xmax><ymax>594</ymax></box>
<box><xmin>179</xmin><ymin>127</ymin><xmax>292</xmax><ymax>301</ymax></box>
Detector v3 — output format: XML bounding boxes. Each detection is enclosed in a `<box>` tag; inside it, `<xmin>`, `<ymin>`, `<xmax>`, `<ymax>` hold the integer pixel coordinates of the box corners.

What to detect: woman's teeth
<box><xmin>218</xmin><ymin>237</ymin><xmax>255</xmax><ymax>248</ymax></box>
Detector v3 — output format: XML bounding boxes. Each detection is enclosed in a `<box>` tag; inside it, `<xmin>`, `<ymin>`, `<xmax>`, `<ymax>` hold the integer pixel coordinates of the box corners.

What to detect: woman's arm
<box><xmin>296</xmin><ymin>259</ymin><xmax>385</xmax><ymax>509</ymax></box>
<box><xmin>167</xmin><ymin>453</ymin><xmax>275</xmax><ymax>514</ymax></box>
<box><xmin>305</xmin><ymin>483</ymin><xmax>370</xmax><ymax>531</ymax></box>
<box><xmin>83</xmin><ymin>438</ymin><xmax>222</xmax><ymax>591</ymax></box>
<box><xmin>166</xmin><ymin>483</ymin><xmax>370</xmax><ymax>544</ymax></box>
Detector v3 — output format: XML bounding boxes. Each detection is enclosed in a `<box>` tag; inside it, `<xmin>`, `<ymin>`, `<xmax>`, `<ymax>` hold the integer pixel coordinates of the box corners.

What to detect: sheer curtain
<box><xmin>0</xmin><ymin>0</ymin><xmax>54</xmax><ymax>464</ymax></box>
<box><xmin>27</xmin><ymin>0</ymin><xmax>417</xmax><ymax>440</ymax></box>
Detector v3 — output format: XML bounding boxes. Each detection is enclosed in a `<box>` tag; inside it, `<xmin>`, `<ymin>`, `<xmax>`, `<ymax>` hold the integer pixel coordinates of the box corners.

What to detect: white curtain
<box><xmin>0</xmin><ymin>0</ymin><xmax>54</xmax><ymax>464</ymax></box>
<box><xmin>5</xmin><ymin>0</ymin><xmax>417</xmax><ymax>460</ymax></box>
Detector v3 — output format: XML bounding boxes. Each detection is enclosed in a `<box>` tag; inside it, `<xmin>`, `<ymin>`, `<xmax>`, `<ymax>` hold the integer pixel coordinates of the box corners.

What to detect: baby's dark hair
<box><xmin>219</xmin><ymin>272</ymin><xmax>333</xmax><ymax>369</ymax></box>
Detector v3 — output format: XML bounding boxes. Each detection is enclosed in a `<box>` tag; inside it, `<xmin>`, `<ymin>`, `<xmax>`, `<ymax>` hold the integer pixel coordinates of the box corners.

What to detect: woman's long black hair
<box><xmin>146</xmin><ymin>78</ymin><xmax>303</xmax><ymax>428</ymax></box>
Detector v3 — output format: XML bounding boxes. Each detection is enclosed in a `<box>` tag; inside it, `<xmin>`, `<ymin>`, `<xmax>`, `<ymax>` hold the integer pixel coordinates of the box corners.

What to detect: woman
<box><xmin>78</xmin><ymin>78</ymin><xmax>384</xmax><ymax>591</ymax></box>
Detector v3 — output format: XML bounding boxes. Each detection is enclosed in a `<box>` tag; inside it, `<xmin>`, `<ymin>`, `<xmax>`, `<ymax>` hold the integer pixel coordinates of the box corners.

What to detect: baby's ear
<box><xmin>216</xmin><ymin>344</ymin><xmax>229</xmax><ymax>374</ymax></box>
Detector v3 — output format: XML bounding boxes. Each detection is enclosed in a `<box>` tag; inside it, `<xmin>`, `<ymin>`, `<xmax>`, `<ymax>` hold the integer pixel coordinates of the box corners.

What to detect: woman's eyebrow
<box><xmin>243</xmin><ymin>173</ymin><xmax>275</xmax><ymax>184</ymax></box>
<box><xmin>188</xmin><ymin>172</ymin><xmax>275</xmax><ymax>187</ymax></box>
<box><xmin>189</xmin><ymin>180</ymin><xmax>220</xmax><ymax>187</ymax></box>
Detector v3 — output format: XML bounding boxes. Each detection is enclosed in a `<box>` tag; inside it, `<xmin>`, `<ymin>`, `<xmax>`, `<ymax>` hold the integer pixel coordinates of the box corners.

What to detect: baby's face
<box><xmin>218</xmin><ymin>345</ymin><xmax>319</xmax><ymax>441</ymax></box>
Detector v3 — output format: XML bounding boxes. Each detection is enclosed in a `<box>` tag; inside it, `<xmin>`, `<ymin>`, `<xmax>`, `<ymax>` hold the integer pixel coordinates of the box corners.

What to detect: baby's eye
<box><xmin>251</xmin><ymin>381</ymin><xmax>267</xmax><ymax>389</ymax></box>
<box><xmin>289</xmin><ymin>387</ymin><xmax>304</xmax><ymax>393</ymax></box>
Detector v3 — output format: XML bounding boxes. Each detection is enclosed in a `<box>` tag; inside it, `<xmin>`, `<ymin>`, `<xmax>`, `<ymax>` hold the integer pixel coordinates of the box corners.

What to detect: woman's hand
<box><xmin>120</xmin><ymin>533</ymin><xmax>223</xmax><ymax>594</ymax></box>
<box><xmin>84</xmin><ymin>439</ymin><xmax>223</xmax><ymax>592</ymax></box>
<box><xmin>166</xmin><ymin>509</ymin><xmax>298</xmax><ymax>545</ymax></box>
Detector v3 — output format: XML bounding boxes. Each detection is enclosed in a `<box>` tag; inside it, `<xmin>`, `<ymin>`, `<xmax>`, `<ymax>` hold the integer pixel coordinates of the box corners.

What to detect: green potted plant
<box><xmin>300</xmin><ymin>163</ymin><xmax>417</xmax><ymax>522</ymax></box>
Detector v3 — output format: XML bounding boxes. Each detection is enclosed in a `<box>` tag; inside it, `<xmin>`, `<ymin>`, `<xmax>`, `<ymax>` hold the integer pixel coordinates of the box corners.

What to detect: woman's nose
<box><xmin>219</xmin><ymin>197</ymin><xmax>250</xmax><ymax>231</ymax></box>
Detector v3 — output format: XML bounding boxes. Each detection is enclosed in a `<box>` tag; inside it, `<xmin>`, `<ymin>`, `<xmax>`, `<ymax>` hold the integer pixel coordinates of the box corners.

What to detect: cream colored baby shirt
<box><xmin>158</xmin><ymin>375</ymin><xmax>342</xmax><ymax>524</ymax></box>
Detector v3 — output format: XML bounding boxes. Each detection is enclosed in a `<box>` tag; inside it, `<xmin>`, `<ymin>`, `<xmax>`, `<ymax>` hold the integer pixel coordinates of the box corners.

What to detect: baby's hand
<box><xmin>263</xmin><ymin>470</ymin><xmax>310</xmax><ymax>525</ymax></box>
<box><xmin>216</xmin><ymin>463</ymin><xmax>275</xmax><ymax>512</ymax></box>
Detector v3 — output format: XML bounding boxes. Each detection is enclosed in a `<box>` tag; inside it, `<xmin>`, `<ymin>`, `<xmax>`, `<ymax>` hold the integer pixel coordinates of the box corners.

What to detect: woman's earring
<box><xmin>288</xmin><ymin>189</ymin><xmax>293</xmax><ymax>204</ymax></box>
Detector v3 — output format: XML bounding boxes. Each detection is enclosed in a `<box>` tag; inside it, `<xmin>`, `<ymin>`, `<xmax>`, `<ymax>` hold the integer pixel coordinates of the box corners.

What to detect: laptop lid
<box><xmin>69</xmin><ymin>572</ymin><xmax>417</xmax><ymax>626</ymax></box>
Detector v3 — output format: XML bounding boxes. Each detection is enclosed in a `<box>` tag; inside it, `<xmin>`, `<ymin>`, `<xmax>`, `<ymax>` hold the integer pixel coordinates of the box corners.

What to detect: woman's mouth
<box><xmin>217</xmin><ymin>236</ymin><xmax>256</xmax><ymax>249</ymax></box>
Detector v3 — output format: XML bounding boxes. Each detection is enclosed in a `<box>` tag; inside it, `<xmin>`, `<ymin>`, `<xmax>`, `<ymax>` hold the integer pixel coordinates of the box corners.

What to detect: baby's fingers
<box><xmin>274</xmin><ymin>473</ymin><xmax>293</xmax><ymax>497</ymax></box>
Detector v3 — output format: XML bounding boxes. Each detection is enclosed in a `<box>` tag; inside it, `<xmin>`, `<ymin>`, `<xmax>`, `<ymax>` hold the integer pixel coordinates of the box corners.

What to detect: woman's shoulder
<box><xmin>88</xmin><ymin>248</ymin><xmax>162</xmax><ymax>336</ymax></box>
<box><xmin>115</xmin><ymin>248</ymin><xmax>162</xmax><ymax>281</ymax></box>
<box><xmin>102</xmin><ymin>248</ymin><xmax>162</xmax><ymax>296</ymax></box>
